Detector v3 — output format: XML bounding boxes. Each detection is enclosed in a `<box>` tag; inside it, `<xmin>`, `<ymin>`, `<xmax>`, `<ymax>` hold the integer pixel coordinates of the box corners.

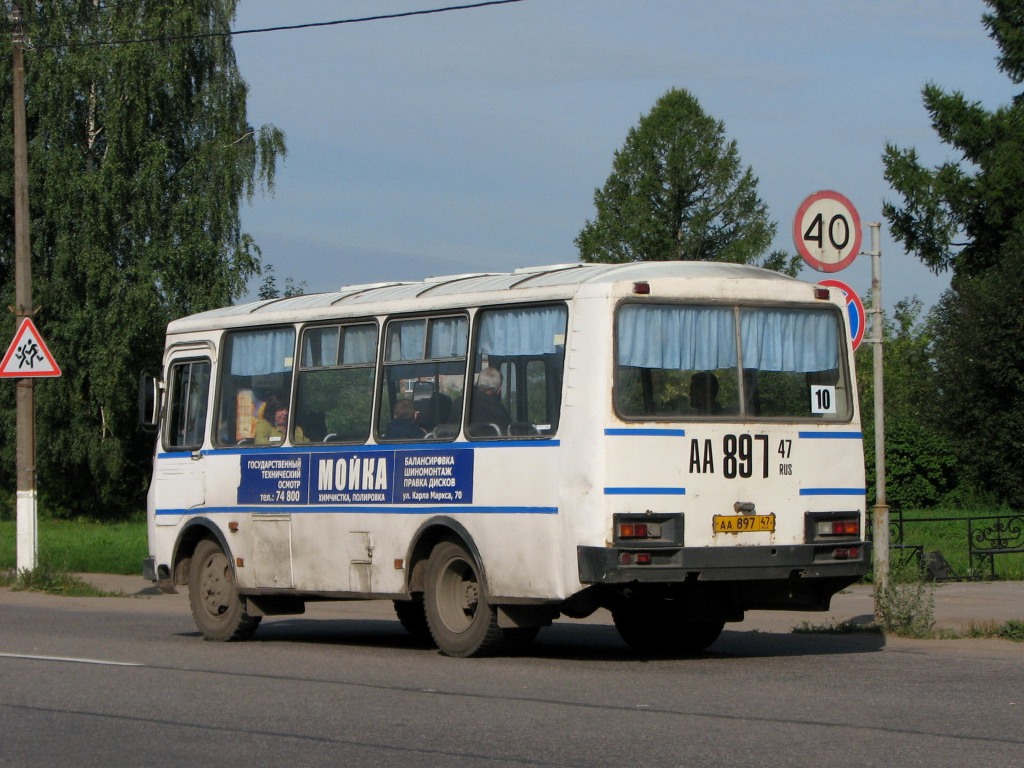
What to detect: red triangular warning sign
<box><xmin>1</xmin><ymin>318</ymin><xmax>62</xmax><ymax>378</ymax></box>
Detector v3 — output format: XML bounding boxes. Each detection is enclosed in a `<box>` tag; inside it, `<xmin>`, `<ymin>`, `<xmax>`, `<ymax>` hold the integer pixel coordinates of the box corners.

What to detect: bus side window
<box><xmin>377</xmin><ymin>316</ymin><xmax>467</xmax><ymax>442</ymax></box>
<box><xmin>216</xmin><ymin>327</ymin><xmax>296</xmax><ymax>446</ymax></box>
<box><xmin>295</xmin><ymin>323</ymin><xmax>377</xmax><ymax>444</ymax></box>
<box><xmin>470</xmin><ymin>305</ymin><xmax>567</xmax><ymax>438</ymax></box>
<box><xmin>165</xmin><ymin>359</ymin><xmax>211</xmax><ymax>450</ymax></box>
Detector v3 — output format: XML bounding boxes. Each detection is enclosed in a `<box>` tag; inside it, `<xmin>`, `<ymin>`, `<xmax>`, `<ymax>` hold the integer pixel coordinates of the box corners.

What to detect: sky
<box><xmin>231</xmin><ymin>0</ymin><xmax>1015</xmax><ymax>313</ymax></box>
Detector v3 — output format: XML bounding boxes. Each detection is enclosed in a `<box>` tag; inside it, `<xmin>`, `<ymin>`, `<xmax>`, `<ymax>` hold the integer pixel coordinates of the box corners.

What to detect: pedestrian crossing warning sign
<box><xmin>1</xmin><ymin>317</ymin><xmax>61</xmax><ymax>378</ymax></box>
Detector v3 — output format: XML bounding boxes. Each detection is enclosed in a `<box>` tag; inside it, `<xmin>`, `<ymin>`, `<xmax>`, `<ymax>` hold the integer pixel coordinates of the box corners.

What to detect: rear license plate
<box><xmin>713</xmin><ymin>513</ymin><xmax>776</xmax><ymax>533</ymax></box>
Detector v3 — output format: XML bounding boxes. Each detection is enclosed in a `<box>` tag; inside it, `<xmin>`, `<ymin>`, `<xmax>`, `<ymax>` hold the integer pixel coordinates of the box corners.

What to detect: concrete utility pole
<box><xmin>11</xmin><ymin>2</ymin><xmax>38</xmax><ymax>571</ymax></box>
<box><xmin>867</xmin><ymin>222</ymin><xmax>889</xmax><ymax>606</ymax></box>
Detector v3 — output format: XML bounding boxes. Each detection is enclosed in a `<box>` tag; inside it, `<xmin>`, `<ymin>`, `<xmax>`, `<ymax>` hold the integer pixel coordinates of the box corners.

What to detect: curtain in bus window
<box><xmin>740</xmin><ymin>308</ymin><xmax>838</xmax><ymax>372</ymax></box>
<box><xmin>428</xmin><ymin>316</ymin><xmax>468</xmax><ymax>358</ymax></box>
<box><xmin>387</xmin><ymin>320</ymin><xmax>426</xmax><ymax>361</ymax></box>
<box><xmin>617</xmin><ymin>305</ymin><xmax>736</xmax><ymax>370</ymax></box>
<box><xmin>229</xmin><ymin>328</ymin><xmax>295</xmax><ymax>375</ymax></box>
<box><xmin>302</xmin><ymin>327</ymin><xmax>339</xmax><ymax>367</ymax></box>
<box><xmin>478</xmin><ymin>306</ymin><xmax>567</xmax><ymax>355</ymax></box>
<box><xmin>343</xmin><ymin>325</ymin><xmax>377</xmax><ymax>364</ymax></box>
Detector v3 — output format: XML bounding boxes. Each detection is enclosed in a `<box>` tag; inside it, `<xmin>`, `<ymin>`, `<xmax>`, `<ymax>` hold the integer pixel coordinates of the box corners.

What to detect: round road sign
<box><xmin>793</xmin><ymin>190</ymin><xmax>862</xmax><ymax>272</ymax></box>
<box><xmin>818</xmin><ymin>278</ymin><xmax>865</xmax><ymax>350</ymax></box>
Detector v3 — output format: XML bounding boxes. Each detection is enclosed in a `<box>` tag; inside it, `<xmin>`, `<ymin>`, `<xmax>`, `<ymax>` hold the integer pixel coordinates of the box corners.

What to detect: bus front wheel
<box><xmin>424</xmin><ymin>541</ymin><xmax>509</xmax><ymax>657</ymax></box>
<box><xmin>188</xmin><ymin>538</ymin><xmax>261</xmax><ymax>642</ymax></box>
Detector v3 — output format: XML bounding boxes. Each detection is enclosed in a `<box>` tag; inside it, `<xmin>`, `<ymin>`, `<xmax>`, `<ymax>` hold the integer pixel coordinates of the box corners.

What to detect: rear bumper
<box><xmin>578</xmin><ymin>542</ymin><xmax>871</xmax><ymax>584</ymax></box>
<box><xmin>577</xmin><ymin>543</ymin><xmax>871</xmax><ymax>614</ymax></box>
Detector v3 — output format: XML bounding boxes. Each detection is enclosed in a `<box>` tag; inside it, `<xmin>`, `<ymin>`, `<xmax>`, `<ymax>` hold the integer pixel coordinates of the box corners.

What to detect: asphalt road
<box><xmin>1</xmin><ymin>589</ymin><xmax>1022</xmax><ymax>767</ymax></box>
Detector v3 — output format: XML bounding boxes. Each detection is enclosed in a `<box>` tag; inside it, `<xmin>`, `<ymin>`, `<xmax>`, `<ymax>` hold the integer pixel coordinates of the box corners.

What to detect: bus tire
<box><xmin>394</xmin><ymin>596</ymin><xmax>433</xmax><ymax>646</ymax></box>
<box><xmin>678</xmin><ymin>618</ymin><xmax>725</xmax><ymax>653</ymax></box>
<box><xmin>424</xmin><ymin>540</ymin><xmax>506</xmax><ymax>657</ymax></box>
<box><xmin>612</xmin><ymin>600</ymin><xmax>723</xmax><ymax>656</ymax></box>
<box><xmin>188</xmin><ymin>538</ymin><xmax>261</xmax><ymax>642</ymax></box>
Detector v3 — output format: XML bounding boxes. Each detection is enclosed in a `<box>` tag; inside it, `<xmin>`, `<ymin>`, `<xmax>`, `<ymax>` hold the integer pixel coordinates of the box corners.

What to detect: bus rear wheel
<box><xmin>424</xmin><ymin>541</ymin><xmax>516</xmax><ymax>657</ymax></box>
<box><xmin>612</xmin><ymin>599</ymin><xmax>723</xmax><ymax>657</ymax></box>
<box><xmin>188</xmin><ymin>538</ymin><xmax>261</xmax><ymax>642</ymax></box>
<box><xmin>394</xmin><ymin>595</ymin><xmax>433</xmax><ymax>645</ymax></box>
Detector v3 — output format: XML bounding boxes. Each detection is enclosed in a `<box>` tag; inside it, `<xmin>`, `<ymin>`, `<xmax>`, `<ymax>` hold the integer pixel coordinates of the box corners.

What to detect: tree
<box><xmin>884</xmin><ymin>1</ymin><xmax>1024</xmax><ymax>278</ymax></box>
<box><xmin>0</xmin><ymin>1</ymin><xmax>285</xmax><ymax>517</ymax></box>
<box><xmin>576</xmin><ymin>88</ymin><xmax>790</xmax><ymax>272</ymax></box>
<box><xmin>257</xmin><ymin>263</ymin><xmax>308</xmax><ymax>300</ymax></box>
<box><xmin>856</xmin><ymin>299</ymin><xmax>958</xmax><ymax>509</ymax></box>
<box><xmin>928</xmin><ymin>246</ymin><xmax>1024</xmax><ymax>505</ymax></box>
<box><xmin>883</xmin><ymin>0</ymin><xmax>1024</xmax><ymax>505</ymax></box>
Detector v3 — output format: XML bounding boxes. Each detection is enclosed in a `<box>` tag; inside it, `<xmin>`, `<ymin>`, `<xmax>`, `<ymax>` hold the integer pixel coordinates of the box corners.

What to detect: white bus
<box><xmin>141</xmin><ymin>261</ymin><xmax>869</xmax><ymax>657</ymax></box>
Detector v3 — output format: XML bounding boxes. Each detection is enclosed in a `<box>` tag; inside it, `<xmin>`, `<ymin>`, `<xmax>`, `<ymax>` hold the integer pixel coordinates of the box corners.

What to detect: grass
<box><xmin>795</xmin><ymin>618</ymin><xmax>1024</xmax><ymax>642</ymax></box>
<box><xmin>0</xmin><ymin>565</ymin><xmax>113</xmax><ymax>596</ymax></box>
<box><xmin>966</xmin><ymin>619</ymin><xmax>1024</xmax><ymax>642</ymax></box>
<box><xmin>794</xmin><ymin>560</ymin><xmax>1023</xmax><ymax>642</ymax></box>
<box><xmin>794</xmin><ymin>618</ymin><xmax>882</xmax><ymax>635</ymax></box>
<box><xmin>0</xmin><ymin>517</ymin><xmax>147</xmax><ymax>575</ymax></box>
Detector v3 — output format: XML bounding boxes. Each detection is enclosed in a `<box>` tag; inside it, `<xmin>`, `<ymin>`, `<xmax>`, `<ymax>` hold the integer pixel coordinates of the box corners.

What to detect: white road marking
<box><xmin>0</xmin><ymin>652</ymin><xmax>142</xmax><ymax>667</ymax></box>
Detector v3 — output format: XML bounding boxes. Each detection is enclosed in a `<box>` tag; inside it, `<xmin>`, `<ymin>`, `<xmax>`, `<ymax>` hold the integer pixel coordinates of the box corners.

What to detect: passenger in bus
<box><xmin>470</xmin><ymin>367</ymin><xmax>511</xmax><ymax>434</ymax></box>
<box><xmin>252</xmin><ymin>398</ymin><xmax>279</xmax><ymax>445</ymax></box>
<box><xmin>414</xmin><ymin>391</ymin><xmax>453</xmax><ymax>433</ymax></box>
<box><xmin>689</xmin><ymin>371</ymin><xmax>723</xmax><ymax>415</ymax></box>
<box><xmin>385</xmin><ymin>398</ymin><xmax>425</xmax><ymax>440</ymax></box>
<box><xmin>255</xmin><ymin>403</ymin><xmax>308</xmax><ymax>444</ymax></box>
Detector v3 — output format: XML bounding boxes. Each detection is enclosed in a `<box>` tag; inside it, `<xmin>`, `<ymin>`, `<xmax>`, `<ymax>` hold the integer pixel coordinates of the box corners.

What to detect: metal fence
<box><xmin>867</xmin><ymin>508</ymin><xmax>1024</xmax><ymax>580</ymax></box>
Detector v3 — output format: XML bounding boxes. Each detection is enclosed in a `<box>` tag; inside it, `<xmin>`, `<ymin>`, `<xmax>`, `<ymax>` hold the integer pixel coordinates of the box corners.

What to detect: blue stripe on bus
<box><xmin>155</xmin><ymin>505</ymin><xmax>558</xmax><ymax>516</ymax></box>
<box><xmin>157</xmin><ymin>439</ymin><xmax>561</xmax><ymax>460</ymax></box>
<box><xmin>603</xmin><ymin>487</ymin><xmax>687</xmax><ymax>496</ymax></box>
<box><xmin>797</xmin><ymin>432</ymin><xmax>862</xmax><ymax>439</ymax></box>
<box><xmin>466</xmin><ymin>439</ymin><xmax>560</xmax><ymax>449</ymax></box>
<box><xmin>604</xmin><ymin>428</ymin><xmax>686</xmax><ymax>437</ymax></box>
<box><xmin>799</xmin><ymin>488</ymin><xmax>866</xmax><ymax>496</ymax></box>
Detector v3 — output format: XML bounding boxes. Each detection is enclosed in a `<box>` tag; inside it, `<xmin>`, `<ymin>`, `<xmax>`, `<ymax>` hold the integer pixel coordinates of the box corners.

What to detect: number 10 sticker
<box><xmin>811</xmin><ymin>385</ymin><xmax>837</xmax><ymax>414</ymax></box>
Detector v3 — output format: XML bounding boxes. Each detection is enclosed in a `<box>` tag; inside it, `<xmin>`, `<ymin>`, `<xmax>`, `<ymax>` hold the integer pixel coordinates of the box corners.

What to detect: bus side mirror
<box><xmin>139</xmin><ymin>371</ymin><xmax>163</xmax><ymax>431</ymax></box>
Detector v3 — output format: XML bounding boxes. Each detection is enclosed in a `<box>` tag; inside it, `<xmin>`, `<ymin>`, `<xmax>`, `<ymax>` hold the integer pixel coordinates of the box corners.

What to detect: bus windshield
<box><xmin>614</xmin><ymin>303</ymin><xmax>850</xmax><ymax>421</ymax></box>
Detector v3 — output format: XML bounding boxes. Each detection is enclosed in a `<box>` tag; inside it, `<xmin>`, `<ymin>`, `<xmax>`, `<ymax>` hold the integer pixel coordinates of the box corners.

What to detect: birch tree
<box><xmin>0</xmin><ymin>1</ymin><xmax>285</xmax><ymax>516</ymax></box>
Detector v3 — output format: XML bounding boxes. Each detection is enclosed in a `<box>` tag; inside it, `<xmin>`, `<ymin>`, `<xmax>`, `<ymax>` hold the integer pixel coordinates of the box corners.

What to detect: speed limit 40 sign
<box><xmin>793</xmin><ymin>190</ymin><xmax>862</xmax><ymax>272</ymax></box>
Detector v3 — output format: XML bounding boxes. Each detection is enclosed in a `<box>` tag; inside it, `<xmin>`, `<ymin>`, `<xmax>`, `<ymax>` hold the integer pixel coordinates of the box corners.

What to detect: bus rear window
<box><xmin>615</xmin><ymin>304</ymin><xmax>850</xmax><ymax>421</ymax></box>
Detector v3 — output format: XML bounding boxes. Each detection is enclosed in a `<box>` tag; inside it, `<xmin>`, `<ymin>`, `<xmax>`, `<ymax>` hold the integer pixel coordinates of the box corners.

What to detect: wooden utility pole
<box><xmin>11</xmin><ymin>1</ymin><xmax>38</xmax><ymax>571</ymax></box>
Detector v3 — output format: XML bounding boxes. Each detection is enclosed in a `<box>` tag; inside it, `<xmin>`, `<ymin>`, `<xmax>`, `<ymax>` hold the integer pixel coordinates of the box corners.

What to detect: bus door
<box><xmin>153</xmin><ymin>355</ymin><xmax>212</xmax><ymax>526</ymax></box>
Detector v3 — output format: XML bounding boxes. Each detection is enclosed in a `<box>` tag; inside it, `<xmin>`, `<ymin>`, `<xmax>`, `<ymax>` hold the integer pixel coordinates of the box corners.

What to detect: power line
<box><xmin>31</xmin><ymin>0</ymin><xmax>525</xmax><ymax>50</ymax></box>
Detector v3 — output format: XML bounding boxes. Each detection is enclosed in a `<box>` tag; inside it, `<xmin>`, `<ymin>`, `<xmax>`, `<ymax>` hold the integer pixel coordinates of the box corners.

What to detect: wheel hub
<box><xmin>459</xmin><ymin>581</ymin><xmax>479</xmax><ymax>614</ymax></box>
<box><xmin>201</xmin><ymin>555</ymin><xmax>229</xmax><ymax>616</ymax></box>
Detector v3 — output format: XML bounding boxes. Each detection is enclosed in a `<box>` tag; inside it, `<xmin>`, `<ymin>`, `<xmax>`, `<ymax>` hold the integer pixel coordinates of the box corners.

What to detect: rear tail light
<box><xmin>816</xmin><ymin>519</ymin><xmax>860</xmax><ymax>537</ymax></box>
<box><xmin>618</xmin><ymin>521</ymin><xmax>662</xmax><ymax>539</ymax></box>
<box><xmin>612</xmin><ymin>513</ymin><xmax>681</xmax><ymax>547</ymax></box>
<box><xmin>620</xmin><ymin>552</ymin><xmax>653</xmax><ymax>565</ymax></box>
<box><xmin>832</xmin><ymin>546</ymin><xmax>861</xmax><ymax>560</ymax></box>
